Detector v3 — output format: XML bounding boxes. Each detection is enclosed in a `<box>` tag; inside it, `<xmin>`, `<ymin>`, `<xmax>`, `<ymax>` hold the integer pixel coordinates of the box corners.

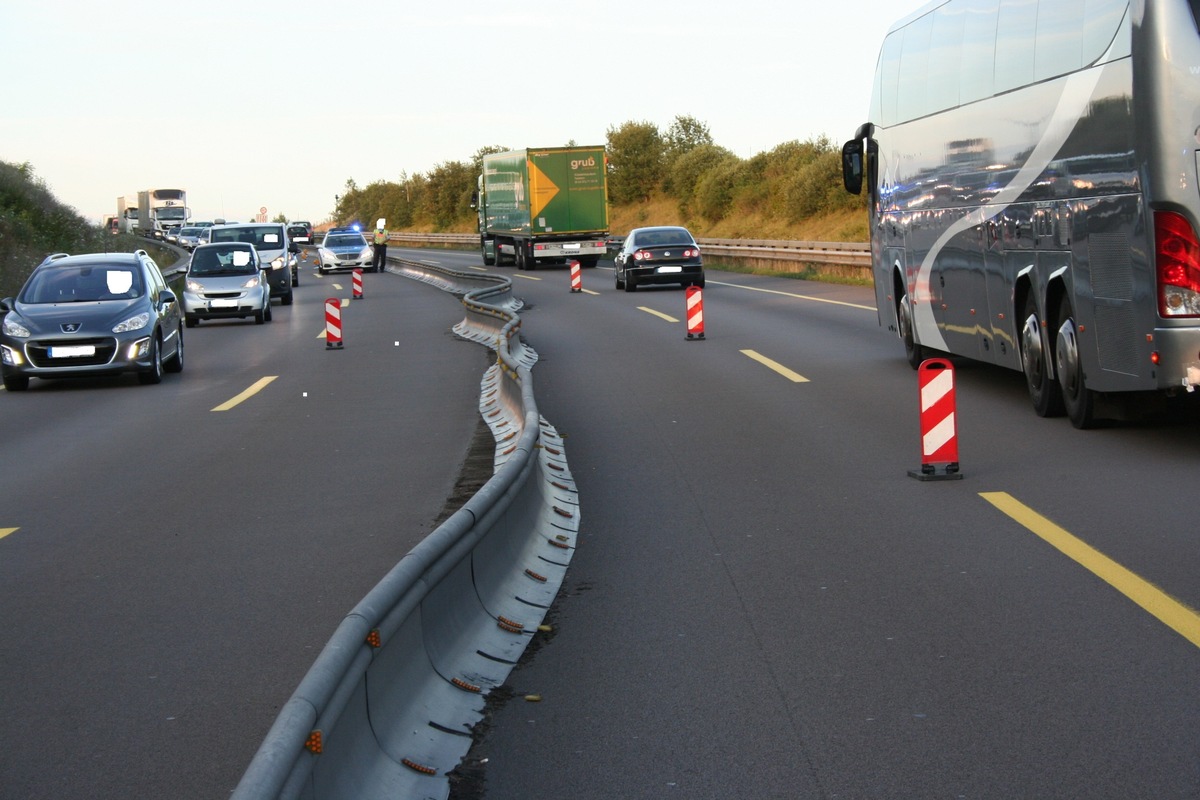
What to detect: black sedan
<box><xmin>613</xmin><ymin>226</ymin><xmax>704</xmax><ymax>291</ymax></box>
<box><xmin>0</xmin><ymin>250</ymin><xmax>184</xmax><ymax>391</ymax></box>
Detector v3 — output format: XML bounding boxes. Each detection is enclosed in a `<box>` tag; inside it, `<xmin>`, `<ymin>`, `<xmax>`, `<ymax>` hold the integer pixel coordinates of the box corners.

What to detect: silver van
<box><xmin>207</xmin><ymin>222</ymin><xmax>298</xmax><ymax>304</ymax></box>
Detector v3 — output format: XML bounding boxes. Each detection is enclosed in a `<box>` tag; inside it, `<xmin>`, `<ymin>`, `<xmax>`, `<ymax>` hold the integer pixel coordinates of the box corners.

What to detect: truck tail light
<box><xmin>1156</xmin><ymin>210</ymin><xmax>1200</xmax><ymax>317</ymax></box>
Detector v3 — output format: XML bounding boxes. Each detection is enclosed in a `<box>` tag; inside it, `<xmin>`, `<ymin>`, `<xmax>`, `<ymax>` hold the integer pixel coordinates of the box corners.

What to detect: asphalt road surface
<box><xmin>2</xmin><ymin>246</ymin><xmax>1198</xmax><ymax>798</ymax></box>
<box><xmin>400</xmin><ymin>250</ymin><xmax>1200</xmax><ymax>800</ymax></box>
<box><xmin>0</xmin><ymin>254</ymin><xmax>488</xmax><ymax>798</ymax></box>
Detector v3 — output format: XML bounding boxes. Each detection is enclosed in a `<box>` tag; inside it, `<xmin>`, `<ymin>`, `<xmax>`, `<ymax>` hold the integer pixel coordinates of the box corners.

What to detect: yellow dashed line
<box><xmin>981</xmin><ymin>491</ymin><xmax>1200</xmax><ymax>650</ymax></box>
<box><xmin>638</xmin><ymin>306</ymin><xmax>679</xmax><ymax>323</ymax></box>
<box><xmin>212</xmin><ymin>376</ymin><xmax>278</xmax><ymax>412</ymax></box>
<box><xmin>0</xmin><ymin>528</ymin><xmax>18</xmax><ymax>540</ymax></box>
<box><xmin>740</xmin><ymin>349</ymin><xmax>809</xmax><ymax>382</ymax></box>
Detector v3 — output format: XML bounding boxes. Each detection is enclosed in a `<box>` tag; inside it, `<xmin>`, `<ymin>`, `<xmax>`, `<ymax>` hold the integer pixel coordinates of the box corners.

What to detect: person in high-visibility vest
<box><xmin>372</xmin><ymin>224</ymin><xmax>389</xmax><ymax>272</ymax></box>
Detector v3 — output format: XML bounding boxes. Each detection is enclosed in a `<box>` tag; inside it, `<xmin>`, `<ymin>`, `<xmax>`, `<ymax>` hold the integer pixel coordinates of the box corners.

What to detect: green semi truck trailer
<box><xmin>475</xmin><ymin>146</ymin><xmax>609</xmax><ymax>269</ymax></box>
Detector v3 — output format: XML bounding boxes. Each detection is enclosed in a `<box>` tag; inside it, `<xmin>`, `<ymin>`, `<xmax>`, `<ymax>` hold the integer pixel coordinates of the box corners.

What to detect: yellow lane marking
<box><xmin>708</xmin><ymin>279</ymin><xmax>876</xmax><ymax>311</ymax></box>
<box><xmin>332</xmin><ymin>283</ymin><xmax>343</xmax><ymax>290</ymax></box>
<box><xmin>0</xmin><ymin>528</ymin><xmax>18</xmax><ymax>540</ymax></box>
<box><xmin>513</xmin><ymin>274</ymin><xmax>542</xmax><ymax>282</ymax></box>
<box><xmin>981</xmin><ymin>491</ymin><xmax>1200</xmax><ymax>650</ymax></box>
<box><xmin>638</xmin><ymin>306</ymin><xmax>679</xmax><ymax>323</ymax></box>
<box><xmin>740</xmin><ymin>349</ymin><xmax>810</xmax><ymax>382</ymax></box>
<box><xmin>212</xmin><ymin>376</ymin><xmax>278</xmax><ymax>412</ymax></box>
<box><xmin>582</xmin><ymin>288</ymin><xmax>600</xmax><ymax>296</ymax></box>
<box><xmin>341</xmin><ymin>298</ymin><xmax>349</xmax><ymax>308</ymax></box>
<box><xmin>469</xmin><ymin>266</ymin><xmax>488</xmax><ymax>272</ymax></box>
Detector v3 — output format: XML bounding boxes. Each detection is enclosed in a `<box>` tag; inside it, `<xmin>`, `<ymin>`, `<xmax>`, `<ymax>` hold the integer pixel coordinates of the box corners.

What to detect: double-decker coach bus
<box><xmin>843</xmin><ymin>0</ymin><xmax>1200</xmax><ymax>428</ymax></box>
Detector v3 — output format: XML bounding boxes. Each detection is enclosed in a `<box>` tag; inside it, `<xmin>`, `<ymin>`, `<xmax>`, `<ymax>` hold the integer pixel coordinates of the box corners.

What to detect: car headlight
<box><xmin>113</xmin><ymin>312</ymin><xmax>150</xmax><ymax>333</ymax></box>
<box><xmin>270</xmin><ymin>257</ymin><xmax>285</xmax><ymax>270</ymax></box>
<box><xmin>186</xmin><ymin>279</ymin><xmax>205</xmax><ymax>293</ymax></box>
<box><xmin>3</xmin><ymin>315</ymin><xmax>30</xmax><ymax>338</ymax></box>
<box><xmin>242</xmin><ymin>275</ymin><xmax>261</xmax><ymax>289</ymax></box>
<box><xmin>360</xmin><ymin>247</ymin><xmax>373</xmax><ymax>260</ymax></box>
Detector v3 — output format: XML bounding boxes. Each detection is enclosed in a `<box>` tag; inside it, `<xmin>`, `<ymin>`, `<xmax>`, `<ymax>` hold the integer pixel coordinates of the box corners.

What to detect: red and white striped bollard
<box><xmin>325</xmin><ymin>298</ymin><xmax>343</xmax><ymax>349</ymax></box>
<box><xmin>908</xmin><ymin>358</ymin><xmax>962</xmax><ymax>480</ymax></box>
<box><xmin>352</xmin><ymin>268</ymin><xmax>363</xmax><ymax>299</ymax></box>
<box><xmin>685</xmin><ymin>285</ymin><xmax>705</xmax><ymax>340</ymax></box>
<box><xmin>569</xmin><ymin>260</ymin><xmax>582</xmax><ymax>293</ymax></box>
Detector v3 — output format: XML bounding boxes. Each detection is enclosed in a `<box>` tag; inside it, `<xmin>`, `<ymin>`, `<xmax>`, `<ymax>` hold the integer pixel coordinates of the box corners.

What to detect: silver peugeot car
<box><xmin>0</xmin><ymin>250</ymin><xmax>184</xmax><ymax>391</ymax></box>
<box><xmin>182</xmin><ymin>242</ymin><xmax>272</xmax><ymax>327</ymax></box>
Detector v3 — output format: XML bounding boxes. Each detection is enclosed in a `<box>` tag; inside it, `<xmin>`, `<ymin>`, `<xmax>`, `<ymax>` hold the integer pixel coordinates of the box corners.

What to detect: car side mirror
<box><xmin>0</xmin><ymin>297</ymin><xmax>13</xmax><ymax>312</ymax></box>
<box><xmin>288</xmin><ymin>242</ymin><xmax>299</xmax><ymax>254</ymax></box>
<box><xmin>160</xmin><ymin>289</ymin><xmax>177</xmax><ymax>306</ymax></box>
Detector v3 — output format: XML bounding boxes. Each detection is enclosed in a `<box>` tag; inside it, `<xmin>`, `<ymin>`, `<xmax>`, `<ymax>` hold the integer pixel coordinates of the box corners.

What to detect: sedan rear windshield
<box><xmin>633</xmin><ymin>230</ymin><xmax>694</xmax><ymax>247</ymax></box>
<box><xmin>23</xmin><ymin>265</ymin><xmax>144</xmax><ymax>303</ymax></box>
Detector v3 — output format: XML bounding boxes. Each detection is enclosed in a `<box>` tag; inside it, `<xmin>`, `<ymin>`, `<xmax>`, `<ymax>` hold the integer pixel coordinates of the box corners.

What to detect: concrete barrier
<box><xmin>231</xmin><ymin>259</ymin><xmax>578</xmax><ymax>800</ymax></box>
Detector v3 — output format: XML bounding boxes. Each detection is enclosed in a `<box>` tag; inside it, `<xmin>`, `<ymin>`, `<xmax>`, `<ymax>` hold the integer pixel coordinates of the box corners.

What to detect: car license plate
<box><xmin>563</xmin><ymin>243</ymin><xmax>581</xmax><ymax>250</ymax></box>
<box><xmin>50</xmin><ymin>345</ymin><xmax>95</xmax><ymax>358</ymax></box>
<box><xmin>212</xmin><ymin>299</ymin><xmax>237</xmax><ymax>308</ymax></box>
<box><xmin>658</xmin><ymin>266</ymin><xmax>683</xmax><ymax>274</ymax></box>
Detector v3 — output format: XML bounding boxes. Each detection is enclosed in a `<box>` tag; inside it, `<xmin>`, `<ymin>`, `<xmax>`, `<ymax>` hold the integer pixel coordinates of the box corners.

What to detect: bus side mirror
<box><xmin>842</xmin><ymin>139</ymin><xmax>864</xmax><ymax>196</ymax></box>
<box><xmin>469</xmin><ymin>191</ymin><xmax>479</xmax><ymax>210</ymax></box>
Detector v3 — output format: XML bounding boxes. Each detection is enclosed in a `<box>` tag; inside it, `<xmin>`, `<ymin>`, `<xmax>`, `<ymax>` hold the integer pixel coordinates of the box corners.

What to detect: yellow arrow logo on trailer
<box><xmin>528</xmin><ymin>159</ymin><xmax>560</xmax><ymax>220</ymax></box>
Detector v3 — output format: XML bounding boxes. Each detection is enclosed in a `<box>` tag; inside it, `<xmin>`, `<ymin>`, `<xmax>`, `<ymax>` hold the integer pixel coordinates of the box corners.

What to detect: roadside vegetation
<box><xmin>2</xmin><ymin>118</ymin><xmax>868</xmax><ymax>297</ymax></box>
<box><xmin>0</xmin><ymin>160</ymin><xmax>178</xmax><ymax>298</ymax></box>
<box><xmin>332</xmin><ymin>116</ymin><xmax>868</xmax><ymax>243</ymax></box>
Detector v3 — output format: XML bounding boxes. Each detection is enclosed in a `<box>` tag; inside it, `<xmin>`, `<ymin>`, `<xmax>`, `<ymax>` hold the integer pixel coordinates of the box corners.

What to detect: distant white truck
<box><xmin>116</xmin><ymin>195</ymin><xmax>139</xmax><ymax>234</ymax></box>
<box><xmin>137</xmin><ymin>188</ymin><xmax>189</xmax><ymax>238</ymax></box>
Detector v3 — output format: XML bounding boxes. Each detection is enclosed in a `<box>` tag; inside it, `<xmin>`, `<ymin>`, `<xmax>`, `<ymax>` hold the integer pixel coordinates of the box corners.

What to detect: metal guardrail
<box><xmin>356</xmin><ymin>232</ymin><xmax>872</xmax><ymax>270</ymax></box>
<box><xmin>231</xmin><ymin>258</ymin><xmax>576</xmax><ymax>800</ymax></box>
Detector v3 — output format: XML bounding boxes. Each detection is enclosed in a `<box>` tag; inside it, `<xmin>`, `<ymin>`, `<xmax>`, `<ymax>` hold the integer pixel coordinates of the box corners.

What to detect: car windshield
<box><xmin>22</xmin><ymin>264</ymin><xmax>144</xmax><ymax>304</ymax></box>
<box><xmin>190</xmin><ymin>247</ymin><xmax>257</xmax><ymax>275</ymax></box>
<box><xmin>209</xmin><ymin>226</ymin><xmax>284</xmax><ymax>249</ymax></box>
<box><xmin>634</xmin><ymin>229</ymin><xmax>694</xmax><ymax>247</ymax></box>
<box><xmin>326</xmin><ymin>235</ymin><xmax>365</xmax><ymax>248</ymax></box>
<box><xmin>180</xmin><ymin>228</ymin><xmax>200</xmax><ymax>236</ymax></box>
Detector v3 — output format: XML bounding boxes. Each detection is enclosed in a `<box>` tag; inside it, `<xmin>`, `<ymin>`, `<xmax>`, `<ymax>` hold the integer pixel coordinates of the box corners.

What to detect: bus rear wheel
<box><xmin>1020</xmin><ymin>294</ymin><xmax>1063</xmax><ymax>417</ymax></box>
<box><xmin>897</xmin><ymin>291</ymin><xmax>924</xmax><ymax>369</ymax></box>
<box><xmin>1056</xmin><ymin>296</ymin><xmax>1097</xmax><ymax>429</ymax></box>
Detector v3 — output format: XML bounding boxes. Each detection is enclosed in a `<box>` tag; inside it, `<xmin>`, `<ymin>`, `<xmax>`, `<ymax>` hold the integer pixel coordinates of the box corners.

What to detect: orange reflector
<box><xmin>1151</xmin><ymin>351</ymin><xmax>1160</xmax><ymax>364</ymax></box>
<box><xmin>525</xmin><ymin>569</ymin><xmax>547</xmax><ymax>583</ymax></box>
<box><xmin>305</xmin><ymin>730</ymin><xmax>323</xmax><ymax>754</ymax></box>
<box><xmin>452</xmin><ymin>677</ymin><xmax>482</xmax><ymax>693</ymax></box>
<box><xmin>402</xmin><ymin>758</ymin><xmax>438</xmax><ymax>775</ymax></box>
<box><xmin>366</xmin><ymin>629</ymin><xmax>381</xmax><ymax>648</ymax></box>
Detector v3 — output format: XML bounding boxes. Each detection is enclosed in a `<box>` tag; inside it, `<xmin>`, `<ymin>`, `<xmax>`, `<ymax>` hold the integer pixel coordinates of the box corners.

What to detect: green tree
<box><xmin>606</xmin><ymin>121</ymin><xmax>664</xmax><ymax>204</ymax></box>
<box><xmin>669</xmin><ymin>144</ymin><xmax>739</xmax><ymax>214</ymax></box>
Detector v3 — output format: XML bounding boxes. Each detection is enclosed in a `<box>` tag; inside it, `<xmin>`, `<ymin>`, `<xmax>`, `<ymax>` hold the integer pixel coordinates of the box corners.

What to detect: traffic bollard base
<box><xmin>908</xmin><ymin>463</ymin><xmax>962</xmax><ymax>481</ymax></box>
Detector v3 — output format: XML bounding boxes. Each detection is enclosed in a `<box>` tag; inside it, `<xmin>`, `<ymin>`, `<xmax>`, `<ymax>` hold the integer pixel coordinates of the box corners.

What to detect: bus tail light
<box><xmin>1155</xmin><ymin>210</ymin><xmax>1200</xmax><ymax>317</ymax></box>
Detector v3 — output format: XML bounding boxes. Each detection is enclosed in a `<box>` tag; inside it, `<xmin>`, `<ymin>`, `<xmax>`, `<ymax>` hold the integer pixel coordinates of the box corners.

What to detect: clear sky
<box><xmin>0</xmin><ymin>0</ymin><xmax>924</xmax><ymax>225</ymax></box>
